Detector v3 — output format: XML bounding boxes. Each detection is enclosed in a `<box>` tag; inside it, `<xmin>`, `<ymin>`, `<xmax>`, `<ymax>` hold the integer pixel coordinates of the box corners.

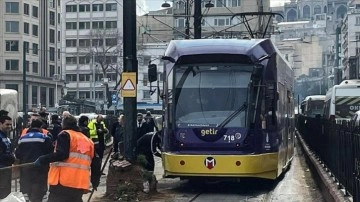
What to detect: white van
<box><xmin>324</xmin><ymin>80</ymin><xmax>360</xmax><ymax>121</ymax></box>
<box><xmin>300</xmin><ymin>95</ymin><xmax>325</xmax><ymax>118</ymax></box>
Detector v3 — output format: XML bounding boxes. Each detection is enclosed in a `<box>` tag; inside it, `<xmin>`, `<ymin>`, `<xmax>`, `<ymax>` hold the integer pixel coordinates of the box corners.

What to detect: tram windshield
<box><xmin>174</xmin><ymin>64</ymin><xmax>252</xmax><ymax>128</ymax></box>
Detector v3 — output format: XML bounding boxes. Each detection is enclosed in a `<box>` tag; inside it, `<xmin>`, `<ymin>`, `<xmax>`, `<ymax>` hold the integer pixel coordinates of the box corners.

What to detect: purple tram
<box><xmin>150</xmin><ymin>38</ymin><xmax>295</xmax><ymax>180</ymax></box>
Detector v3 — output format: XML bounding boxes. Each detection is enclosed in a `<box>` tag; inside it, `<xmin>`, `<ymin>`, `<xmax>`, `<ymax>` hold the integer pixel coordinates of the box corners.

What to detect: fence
<box><xmin>297</xmin><ymin>115</ymin><xmax>360</xmax><ymax>201</ymax></box>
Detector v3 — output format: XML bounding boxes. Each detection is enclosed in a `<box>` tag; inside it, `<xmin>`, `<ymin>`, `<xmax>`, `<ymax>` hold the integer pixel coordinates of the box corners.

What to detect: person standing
<box><xmin>34</xmin><ymin>116</ymin><xmax>100</xmax><ymax>202</ymax></box>
<box><xmin>21</xmin><ymin>113</ymin><xmax>51</xmax><ymax>137</ymax></box>
<box><xmin>47</xmin><ymin>114</ymin><xmax>62</xmax><ymax>141</ymax></box>
<box><xmin>88</xmin><ymin>115</ymin><xmax>108</xmax><ymax>160</ymax></box>
<box><xmin>0</xmin><ymin>115</ymin><xmax>15</xmax><ymax>199</ymax></box>
<box><xmin>15</xmin><ymin>119</ymin><xmax>53</xmax><ymax>202</ymax></box>
<box><xmin>144</xmin><ymin>111</ymin><xmax>158</xmax><ymax>132</ymax></box>
<box><xmin>111</xmin><ymin>115</ymin><xmax>125</xmax><ymax>153</ymax></box>
<box><xmin>78</xmin><ymin>116</ymin><xmax>90</xmax><ymax>138</ymax></box>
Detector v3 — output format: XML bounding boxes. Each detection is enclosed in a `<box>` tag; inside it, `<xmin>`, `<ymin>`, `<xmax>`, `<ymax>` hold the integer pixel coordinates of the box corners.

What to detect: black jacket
<box><xmin>38</xmin><ymin>129</ymin><xmax>101</xmax><ymax>189</ymax></box>
<box><xmin>79</xmin><ymin>124</ymin><xmax>90</xmax><ymax>138</ymax></box>
<box><xmin>47</xmin><ymin>122</ymin><xmax>62</xmax><ymax>141</ymax></box>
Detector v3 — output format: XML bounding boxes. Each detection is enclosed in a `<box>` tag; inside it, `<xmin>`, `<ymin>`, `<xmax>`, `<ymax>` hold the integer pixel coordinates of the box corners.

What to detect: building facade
<box><xmin>62</xmin><ymin>0</ymin><xmax>123</xmax><ymax>111</ymax></box>
<box><xmin>0</xmin><ymin>0</ymin><xmax>62</xmax><ymax>111</ymax></box>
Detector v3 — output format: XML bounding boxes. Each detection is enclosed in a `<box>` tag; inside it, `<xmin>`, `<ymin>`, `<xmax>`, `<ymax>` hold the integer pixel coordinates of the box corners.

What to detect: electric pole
<box><xmin>185</xmin><ymin>0</ymin><xmax>190</xmax><ymax>39</ymax></box>
<box><xmin>123</xmin><ymin>0</ymin><xmax>138</xmax><ymax>162</ymax></box>
<box><xmin>194</xmin><ymin>0</ymin><xmax>202</xmax><ymax>39</ymax></box>
<box><xmin>22</xmin><ymin>43</ymin><xmax>27</xmax><ymax>128</ymax></box>
<box><xmin>335</xmin><ymin>26</ymin><xmax>341</xmax><ymax>85</ymax></box>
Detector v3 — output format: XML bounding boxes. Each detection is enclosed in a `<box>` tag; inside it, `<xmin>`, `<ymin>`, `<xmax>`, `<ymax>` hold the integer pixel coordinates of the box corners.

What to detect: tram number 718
<box><xmin>223</xmin><ymin>135</ymin><xmax>235</xmax><ymax>142</ymax></box>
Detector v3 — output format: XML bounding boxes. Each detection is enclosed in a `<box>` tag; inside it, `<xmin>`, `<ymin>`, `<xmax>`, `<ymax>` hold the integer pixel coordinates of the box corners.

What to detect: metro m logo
<box><xmin>204</xmin><ymin>157</ymin><xmax>216</xmax><ymax>169</ymax></box>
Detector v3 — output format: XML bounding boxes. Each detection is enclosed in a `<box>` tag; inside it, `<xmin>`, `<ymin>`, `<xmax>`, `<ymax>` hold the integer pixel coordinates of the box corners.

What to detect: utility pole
<box><xmin>22</xmin><ymin>44</ymin><xmax>27</xmax><ymax>128</ymax></box>
<box><xmin>123</xmin><ymin>0</ymin><xmax>137</xmax><ymax>162</ymax></box>
<box><xmin>194</xmin><ymin>0</ymin><xmax>202</xmax><ymax>39</ymax></box>
<box><xmin>334</xmin><ymin>26</ymin><xmax>341</xmax><ymax>85</ymax></box>
<box><xmin>257</xmin><ymin>0</ymin><xmax>264</xmax><ymax>38</ymax></box>
<box><xmin>185</xmin><ymin>0</ymin><xmax>190</xmax><ymax>39</ymax></box>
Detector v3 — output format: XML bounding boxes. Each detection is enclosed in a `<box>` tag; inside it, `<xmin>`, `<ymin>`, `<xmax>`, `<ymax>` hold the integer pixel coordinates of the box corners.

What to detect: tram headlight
<box><xmin>235</xmin><ymin>133</ymin><xmax>242</xmax><ymax>140</ymax></box>
<box><xmin>179</xmin><ymin>132</ymin><xmax>186</xmax><ymax>139</ymax></box>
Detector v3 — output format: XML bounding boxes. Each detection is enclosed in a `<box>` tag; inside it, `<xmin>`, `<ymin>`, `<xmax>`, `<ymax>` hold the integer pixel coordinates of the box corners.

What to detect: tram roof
<box><xmin>164</xmin><ymin>38</ymin><xmax>275</xmax><ymax>63</ymax></box>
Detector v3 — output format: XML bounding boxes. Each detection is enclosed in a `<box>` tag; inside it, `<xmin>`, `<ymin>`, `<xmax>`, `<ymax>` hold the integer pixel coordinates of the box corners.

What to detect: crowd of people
<box><xmin>0</xmin><ymin>108</ymin><xmax>161</xmax><ymax>202</ymax></box>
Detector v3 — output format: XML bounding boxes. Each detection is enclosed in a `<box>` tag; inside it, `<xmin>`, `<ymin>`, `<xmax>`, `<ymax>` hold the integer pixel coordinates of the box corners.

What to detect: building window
<box><xmin>5</xmin><ymin>60</ymin><xmax>19</xmax><ymax>71</ymax></box>
<box><xmin>79</xmin><ymin>74</ymin><xmax>90</xmax><ymax>81</ymax></box>
<box><xmin>32</xmin><ymin>86</ymin><xmax>38</xmax><ymax>106</ymax></box>
<box><xmin>106</xmin><ymin>3</ymin><xmax>117</xmax><ymax>11</ymax></box>
<box><xmin>79</xmin><ymin>4</ymin><xmax>90</xmax><ymax>12</ymax></box>
<box><xmin>175</xmin><ymin>18</ymin><xmax>185</xmax><ymax>28</ymax></box>
<box><xmin>24</xmin><ymin>3</ymin><xmax>29</xmax><ymax>15</ymax></box>
<box><xmin>66</xmin><ymin>5</ymin><xmax>77</xmax><ymax>12</ymax></box>
<box><xmin>92</xmin><ymin>21</ymin><xmax>104</xmax><ymax>29</ymax></box>
<box><xmin>6</xmin><ymin>2</ymin><xmax>19</xmax><ymax>13</ymax></box>
<box><xmin>79</xmin><ymin>91</ymin><xmax>91</xmax><ymax>99</ymax></box>
<box><xmin>5</xmin><ymin>21</ymin><xmax>19</xmax><ymax>33</ymax></box>
<box><xmin>33</xmin><ymin>62</ymin><xmax>38</xmax><ymax>73</ymax></box>
<box><xmin>49</xmin><ymin>11</ymin><xmax>55</xmax><ymax>26</ymax></box>
<box><xmin>215</xmin><ymin>0</ymin><xmax>226</xmax><ymax>7</ymax></box>
<box><xmin>24</xmin><ymin>41</ymin><xmax>30</xmax><ymax>53</ymax></box>
<box><xmin>58</xmin><ymin>13</ymin><xmax>61</xmax><ymax>24</ymax></box>
<box><xmin>66</xmin><ymin>57</ymin><xmax>77</xmax><ymax>64</ymax></box>
<box><xmin>40</xmin><ymin>87</ymin><xmax>46</xmax><ymax>107</ymax></box>
<box><xmin>79</xmin><ymin>56</ymin><xmax>90</xmax><ymax>64</ymax></box>
<box><xmin>49</xmin><ymin>88</ymin><xmax>54</xmax><ymax>107</ymax></box>
<box><xmin>66</xmin><ymin>22</ymin><xmax>77</xmax><ymax>30</ymax></box>
<box><xmin>5</xmin><ymin>84</ymin><xmax>18</xmax><ymax>91</ymax></box>
<box><xmin>143</xmin><ymin>90</ymin><xmax>151</xmax><ymax>99</ymax></box>
<box><xmin>32</xmin><ymin>24</ymin><xmax>38</xmax><ymax>36</ymax></box>
<box><xmin>50</xmin><ymin>65</ymin><xmax>55</xmax><ymax>76</ymax></box>
<box><xmin>32</xmin><ymin>6</ymin><xmax>38</xmax><ymax>18</ymax></box>
<box><xmin>57</xmin><ymin>66</ymin><xmax>61</xmax><ymax>74</ymax></box>
<box><xmin>105</xmin><ymin>38</ymin><xmax>117</xmax><ymax>46</ymax></box>
<box><xmin>49</xmin><ymin>47</ymin><xmax>55</xmax><ymax>61</ymax></box>
<box><xmin>26</xmin><ymin>60</ymin><xmax>29</xmax><ymax>72</ymax></box>
<box><xmin>5</xmin><ymin>40</ymin><xmax>19</xmax><ymax>51</ymax></box>
<box><xmin>79</xmin><ymin>39</ymin><xmax>90</xmax><ymax>47</ymax></box>
<box><xmin>92</xmin><ymin>4</ymin><xmax>103</xmax><ymax>12</ymax></box>
<box><xmin>356</xmin><ymin>32</ymin><xmax>360</xmax><ymax>41</ymax></box>
<box><xmin>79</xmin><ymin>22</ymin><xmax>90</xmax><ymax>29</ymax></box>
<box><xmin>50</xmin><ymin>29</ymin><xmax>55</xmax><ymax>43</ymax></box>
<box><xmin>231</xmin><ymin>0</ymin><xmax>240</xmax><ymax>7</ymax></box>
<box><xmin>32</xmin><ymin>43</ymin><xmax>38</xmax><ymax>55</ymax></box>
<box><xmin>66</xmin><ymin>74</ymin><xmax>77</xmax><ymax>82</ymax></box>
<box><xmin>143</xmin><ymin>73</ymin><xmax>148</xmax><ymax>86</ymax></box>
<box><xmin>105</xmin><ymin>21</ymin><xmax>117</xmax><ymax>29</ymax></box>
<box><xmin>214</xmin><ymin>18</ymin><xmax>231</xmax><ymax>26</ymax></box>
<box><xmin>58</xmin><ymin>31</ymin><xmax>61</xmax><ymax>42</ymax></box>
<box><xmin>92</xmin><ymin>39</ymin><xmax>103</xmax><ymax>47</ymax></box>
<box><xmin>66</xmin><ymin>39</ymin><xmax>77</xmax><ymax>47</ymax></box>
<box><xmin>24</xmin><ymin>22</ymin><xmax>29</xmax><ymax>34</ymax></box>
<box><xmin>49</xmin><ymin>0</ymin><xmax>55</xmax><ymax>8</ymax></box>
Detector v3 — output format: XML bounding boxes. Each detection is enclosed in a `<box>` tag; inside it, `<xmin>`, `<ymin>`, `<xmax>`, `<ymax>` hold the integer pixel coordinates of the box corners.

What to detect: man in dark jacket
<box><xmin>0</xmin><ymin>115</ymin><xmax>15</xmax><ymax>199</ymax></box>
<box><xmin>136</xmin><ymin>130</ymin><xmax>162</xmax><ymax>172</ymax></box>
<box><xmin>47</xmin><ymin>114</ymin><xmax>62</xmax><ymax>141</ymax></box>
<box><xmin>78</xmin><ymin>116</ymin><xmax>90</xmax><ymax>138</ymax></box>
<box><xmin>35</xmin><ymin>116</ymin><xmax>101</xmax><ymax>202</ymax></box>
<box><xmin>15</xmin><ymin>119</ymin><xmax>54</xmax><ymax>202</ymax></box>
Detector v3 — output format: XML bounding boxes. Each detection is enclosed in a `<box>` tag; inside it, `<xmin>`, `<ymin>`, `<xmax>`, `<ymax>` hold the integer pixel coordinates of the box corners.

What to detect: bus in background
<box><xmin>324</xmin><ymin>80</ymin><xmax>360</xmax><ymax>122</ymax></box>
<box><xmin>149</xmin><ymin>38</ymin><xmax>295</xmax><ymax>180</ymax></box>
<box><xmin>300</xmin><ymin>95</ymin><xmax>325</xmax><ymax>118</ymax></box>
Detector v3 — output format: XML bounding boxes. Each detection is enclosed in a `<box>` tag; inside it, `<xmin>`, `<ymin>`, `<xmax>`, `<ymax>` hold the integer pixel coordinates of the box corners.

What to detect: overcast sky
<box><xmin>145</xmin><ymin>0</ymin><xmax>289</xmax><ymax>12</ymax></box>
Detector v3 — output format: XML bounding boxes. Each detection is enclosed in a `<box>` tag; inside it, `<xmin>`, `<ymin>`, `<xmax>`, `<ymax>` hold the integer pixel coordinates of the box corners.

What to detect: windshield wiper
<box><xmin>218</xmin><ymin>102</ymin><xmax>247</xmax><ymax>129</ymax></box>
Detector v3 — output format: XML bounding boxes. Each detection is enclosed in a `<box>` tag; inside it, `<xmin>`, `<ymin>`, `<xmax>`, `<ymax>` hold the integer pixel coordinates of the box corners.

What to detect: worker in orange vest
<box><xmin>34</xmin><ymin>115</ymin><xmax>101</xmax><ymax>202</ymax></box>
<box><xmin>21</xmin><ymin>113</ymin><xmax>51</xmax><ymax>138</ymax></box>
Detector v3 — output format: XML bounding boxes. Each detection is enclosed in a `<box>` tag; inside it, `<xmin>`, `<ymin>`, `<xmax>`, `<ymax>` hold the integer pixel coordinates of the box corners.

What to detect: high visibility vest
<box><xmin>21</xmin><ymin>128</ymin><xmax>49</xmax><ymax>137</ymax></box>
<box><xmin>48</xmin><ymin>130</ymin><xmax>94</xmax><ymax>190</ymax></box>
<box><xmin>87</xmin><ymin>120</ymin><xmax>107</xmax><ymax>144</ymax></box>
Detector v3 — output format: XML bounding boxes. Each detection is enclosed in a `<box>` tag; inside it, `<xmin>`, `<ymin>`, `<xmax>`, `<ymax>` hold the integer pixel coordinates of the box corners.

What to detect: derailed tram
<box><xmin>150</xmin><ymin>38</ymin><xmax>295</xmax><ymax>180</ymax></box>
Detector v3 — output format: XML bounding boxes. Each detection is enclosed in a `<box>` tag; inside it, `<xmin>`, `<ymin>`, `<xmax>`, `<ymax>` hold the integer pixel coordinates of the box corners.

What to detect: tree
<box><xmin>85</xmin><ymin>29</ymin><xmax>123</xmax><ymax>108</ymax></box>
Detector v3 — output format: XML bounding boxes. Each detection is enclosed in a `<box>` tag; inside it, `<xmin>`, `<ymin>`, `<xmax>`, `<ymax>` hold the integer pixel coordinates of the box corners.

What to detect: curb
<box><xmin>296</xmin><ymin>131</ymin><xmax>352</xmax><ymax>202</ymax></box>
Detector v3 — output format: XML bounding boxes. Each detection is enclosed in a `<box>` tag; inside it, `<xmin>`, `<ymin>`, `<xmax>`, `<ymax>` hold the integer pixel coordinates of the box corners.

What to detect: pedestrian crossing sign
<box><xmin>121</xmin><ymin>72</ymin><xmax>136</xmax><ymax>97</ymax></box>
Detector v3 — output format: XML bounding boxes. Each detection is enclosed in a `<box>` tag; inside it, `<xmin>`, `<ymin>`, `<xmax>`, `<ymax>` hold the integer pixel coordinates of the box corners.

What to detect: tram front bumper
<box><xmin>162</xmin><ymin>152</ymin><xmax>279</xmax><ymax>180</ymax></box>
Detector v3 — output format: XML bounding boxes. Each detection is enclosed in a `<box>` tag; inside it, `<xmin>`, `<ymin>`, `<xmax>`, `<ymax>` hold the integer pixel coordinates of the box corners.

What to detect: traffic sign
<box><xmin>112</xmin><ymin>94</ymin><xmax>117</xmax><ymax>104</ymax></box>
<box><xmin>121</xmin><ymin>72</ymin><xmax>136</xmax><ymax>97</ymax></box>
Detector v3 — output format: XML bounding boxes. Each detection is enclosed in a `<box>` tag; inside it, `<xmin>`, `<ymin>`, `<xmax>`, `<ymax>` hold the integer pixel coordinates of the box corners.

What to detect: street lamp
<box><xmin>53</xmin><ymin>74</ymin><xmax>60</xmax><ymax>108</ymax></box>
